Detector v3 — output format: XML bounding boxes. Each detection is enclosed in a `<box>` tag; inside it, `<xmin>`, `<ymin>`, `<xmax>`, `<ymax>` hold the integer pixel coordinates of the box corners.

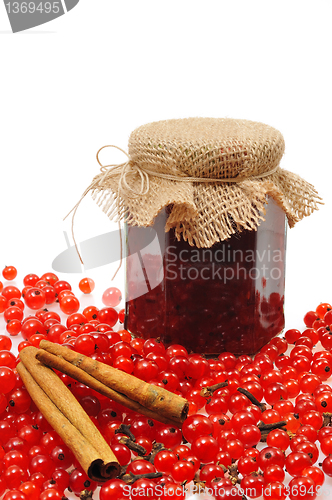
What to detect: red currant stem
<box><xmin>118</xmin><ymin>436</ymin><xmax>147</xmax><ymax>456</ymax></box>
<box><xmin>260</xmin><ymin>433</ymin><xmax>268</xmax><ymax>442</ymax></box>
<box><xmin>225</xmin><ymin>464</ymin><xmax>240</xmax><ymax>485</ymax></box>
<box><xmin>118</xmin><ymin>465</ymin><xmax>128</xmax><ymax>477</ymax></box>
<box><xmin>257</xmin><ymin>420</ymin><xmax>287</xmax><ymax>431</ymax></box>
<box><xmin>200</xmin><ymin>380</ymin><xmax>228</xmax><ymax>397</ymax></box>
<box><xmin>252</xmin><ymin>471</ymin><xmax>263</xmax><ymax>477</ymax></box>
<box><xmin>237</xmin><ymin>387</ymin><xmax>266</xmax><ymax>411</ymax></box>
<box><xmin>114</xmin><ymin>424</ymin><xmax>136</xmax><ymax>441</ymax></box>
<box><xmin>193</xmin><ymin>478</ymin><xmax>206</xmax><ymax>493</ymax></box>
<box><xmin>122</xmin><ymin>471</ymin><xmax>163</xmax><ymax>485</ymax></box>
<box><xmin>322</xmin><ymin>412</ymin><xmax>332</xmax><ymax>426</ymax></box>
<box><xmin>79</xmin><ymin>490</ymin><xmax>93</xmax><ymax>500</ymax></box>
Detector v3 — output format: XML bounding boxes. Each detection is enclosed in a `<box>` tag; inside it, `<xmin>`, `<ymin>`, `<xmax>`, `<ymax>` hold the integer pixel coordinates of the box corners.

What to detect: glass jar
<box><xmin>124</xmin><ymin>196</ymin><xmax>287</xmax><ymax>355</ymax></box>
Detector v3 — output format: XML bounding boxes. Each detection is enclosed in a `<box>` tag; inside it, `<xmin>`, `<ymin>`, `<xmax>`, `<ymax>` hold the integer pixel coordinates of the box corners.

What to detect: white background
<box><xmin>0</xmin><ymin>1</ymin><xmax>332</xmax><ymax>498</ymax></box>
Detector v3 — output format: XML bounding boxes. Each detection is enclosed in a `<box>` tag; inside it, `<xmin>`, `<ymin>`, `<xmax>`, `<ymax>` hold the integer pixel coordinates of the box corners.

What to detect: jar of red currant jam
<box><xmin>88</xmin><ymin>118</ymin><xmax>321</xmax><ymax>355</ymax></box>
<box><xmin>125</xmin><ymin>197</ymin><xmax>286</xmax><ymax>355</ymax></box>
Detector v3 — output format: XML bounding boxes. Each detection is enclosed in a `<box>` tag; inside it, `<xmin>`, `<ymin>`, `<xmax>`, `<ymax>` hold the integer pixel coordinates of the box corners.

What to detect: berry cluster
<box><xmin>0</xmin><ymin>266</ymin><xmax>332</xmax><ymax>500</ymax></box>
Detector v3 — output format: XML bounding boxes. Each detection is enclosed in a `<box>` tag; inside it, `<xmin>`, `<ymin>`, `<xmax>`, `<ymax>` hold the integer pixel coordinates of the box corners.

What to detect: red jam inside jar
<box><xmin>125</xmin><ymin>197</ymin><xmax>286</xmax><ymax>355</ymax></box>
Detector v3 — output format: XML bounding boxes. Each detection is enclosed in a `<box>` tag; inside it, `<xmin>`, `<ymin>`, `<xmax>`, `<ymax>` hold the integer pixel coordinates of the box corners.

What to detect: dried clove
<box><xmin>118</xmin><ymin>436</ymin><xmax>146</xmax><ymax>456</ymax></box>
<box><xmin>114</xmin><ymin>423</ymin><xmax>136</xmax><ymax>441</ymax></box>
<box><xmin>121</xmin><ymin>471</ymin><xmax>163</xmax><ymax>485</ymax></box>
<box><xmin>200</xmin><ymin>381</ymin><xmax>228</xmax><ymax>397</ymax></box>
<box><xmin>237</xmin><ymin>387</ymin><xmax>266</xmax><ymax>411</ymax></box>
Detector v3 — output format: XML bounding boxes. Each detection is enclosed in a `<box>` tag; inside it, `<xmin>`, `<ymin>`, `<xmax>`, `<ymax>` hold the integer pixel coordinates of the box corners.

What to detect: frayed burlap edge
<box><xmin>90</xmin><ymin>167</ymin><xmax>322</xmax><ymax>248</ymax></box>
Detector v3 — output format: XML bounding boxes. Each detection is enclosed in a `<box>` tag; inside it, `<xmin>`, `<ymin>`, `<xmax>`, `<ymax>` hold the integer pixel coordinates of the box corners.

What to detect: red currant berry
<box><xmin>102</xmin><ymin>287</ymin><xmax>122</xmax><ymax>307</ymax></box>
<box><xmin>257</xmin><ymin>447</ymin><xmax>285</xmax><ymax>471</ymax></box>
<box><xmin>24</xmin><ymin>288</ymin><xmax>46</xmax><ymax>310</ymax></box>
<box><xmin>171</xmin><ymin>460</ymin><xmax>195</xmax><ymax>483</ymax></box>
<box><xmin>191</xmin><ymin>435</ymin><xmax>219</xmax><ymax>462</ymax></box>
<box><xmin>182</xmin><ymin>414</ymin><xmax>213</xmax><ymax>444</ymax></box>
<box><xmin>2</xmin><ymin>266</ymin><xmax>17</xmax><ymax>281</ymax></box>
<box><xmin>97</xmin><ymin>307</ymin><xmax>118</xmax><ymax>327</ymax></box>
<box><xmin>99</xmin><ymin>479</ymin><xmax>127</xmax><ymax>500</ymax></box>
<box><xmin>285</xmin><ymin>451</ymin><xmax>313</xmax><ymax>477</ymax></box>
<box><xmin>60</xmin><ymin>296</ymin><xmax>80</xmax><ymax>315</ymax></box>
<box><xmin>79</xmin><ymin>278</ymin><xmax>95</xmax><ymax>294</ymax></box>
<box><xmin>288</xmin><ymin>476</ymin><xmax>317</xmax><ymax>500</ymax></box>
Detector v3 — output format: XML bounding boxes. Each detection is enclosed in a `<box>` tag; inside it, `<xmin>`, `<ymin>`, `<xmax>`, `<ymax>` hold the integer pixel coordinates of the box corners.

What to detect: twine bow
<box><xmin>96</xmin><ymin>145</ymin><xmax>150</xmax><ymax>199</ymax></box>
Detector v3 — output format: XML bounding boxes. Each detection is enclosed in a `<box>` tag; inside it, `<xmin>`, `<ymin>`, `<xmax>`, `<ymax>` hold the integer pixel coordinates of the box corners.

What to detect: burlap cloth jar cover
<box><xmin>87</xmin><ymin>118</ymin><xmax>321</xmax><ymax>246</ymax></box>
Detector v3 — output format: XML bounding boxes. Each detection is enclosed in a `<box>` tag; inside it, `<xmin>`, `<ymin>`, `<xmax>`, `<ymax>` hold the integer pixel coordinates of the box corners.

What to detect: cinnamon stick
<box><xmin>37</xmin><ymin>340</ymin><xmax>188</xmax><ymax>425</ymax></box>
<box><xmin>18</xmin><ymin>347</ymin><xmax>120</xmax><ymax>482</ymax></box>
<box><xmin>36</xmin><ymin>347</ymin><xmax>176</xmax><ymax>425</ymax></box>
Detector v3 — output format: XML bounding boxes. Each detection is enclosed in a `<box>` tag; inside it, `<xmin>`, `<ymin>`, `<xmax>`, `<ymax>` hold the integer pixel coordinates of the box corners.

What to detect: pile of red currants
<box><xmin>0</xmin><ymin>266</ymin><xmax>332</xmax><ymax>500</ymax></box>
